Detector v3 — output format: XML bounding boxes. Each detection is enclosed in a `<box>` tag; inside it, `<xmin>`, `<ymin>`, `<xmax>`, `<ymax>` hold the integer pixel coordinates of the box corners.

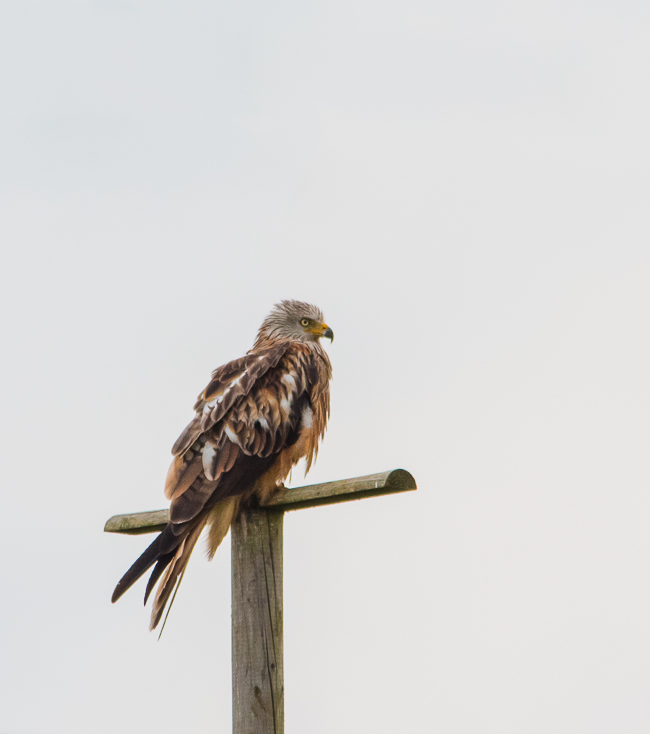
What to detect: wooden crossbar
<box><xmin>104</xmin><ymin>469</ymin><xmax>416</xmax><ymax>534</ymax></box>
<box><xmin>105</xmin><ymin>468</ymin><xmax>417</xmax><ymax>733</ymax></box>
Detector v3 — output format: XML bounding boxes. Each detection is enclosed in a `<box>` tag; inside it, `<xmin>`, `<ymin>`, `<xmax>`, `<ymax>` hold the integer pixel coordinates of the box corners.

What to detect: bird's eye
<box><xmin>300</xmin><ymin>318</ymin><xmax>310</xmax><ymax>327</ymax></box>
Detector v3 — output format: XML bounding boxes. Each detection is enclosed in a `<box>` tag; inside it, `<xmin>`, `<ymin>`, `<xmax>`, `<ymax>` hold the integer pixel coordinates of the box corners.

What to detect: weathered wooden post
<box><xmin>105</xmin><ymin>469</ymin><xmax>417</xmax><ymax>734</ymax></box>
<box><xmin>231</xmin><ymin>508</ymin><xmax>284</xmax><ymax>734</ymax></box>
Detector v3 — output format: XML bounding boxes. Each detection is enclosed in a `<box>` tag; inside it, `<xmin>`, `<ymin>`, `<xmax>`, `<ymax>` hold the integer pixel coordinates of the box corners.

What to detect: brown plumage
<box><xmin>111</xmin><ymin>300</ymin><xmax>333</xmax><ymax>630</ymax></box>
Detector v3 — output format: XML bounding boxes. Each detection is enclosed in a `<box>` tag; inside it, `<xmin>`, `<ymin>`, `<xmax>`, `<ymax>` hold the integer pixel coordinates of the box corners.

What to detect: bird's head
<box><xmin>255</xmin><ymin>300</ymin><xmax>334</xmax><ymax>346</ymax></box>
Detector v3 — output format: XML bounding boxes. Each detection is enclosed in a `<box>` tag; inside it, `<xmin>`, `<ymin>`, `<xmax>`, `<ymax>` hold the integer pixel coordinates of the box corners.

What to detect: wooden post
<box><xmin>231</xmin><ymin>508</ymin><xmax>284</xmax><ymax>734</ymax></box>
<box><xmin>105</xmin><ymin>469</ymin><xmax>417</xmax><ymax>734</ymax></box>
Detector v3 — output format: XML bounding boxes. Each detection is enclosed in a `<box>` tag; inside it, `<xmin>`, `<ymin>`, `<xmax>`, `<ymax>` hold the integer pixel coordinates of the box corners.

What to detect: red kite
<box><xmin>112</xmin><ymin>300</ymin><xmax>333</xmax><ymax>629</ymax></box>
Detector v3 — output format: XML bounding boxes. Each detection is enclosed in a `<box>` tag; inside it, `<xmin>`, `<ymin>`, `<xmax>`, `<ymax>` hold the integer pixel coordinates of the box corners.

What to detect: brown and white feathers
<box><xmin>111</xmin><ymin>300</ymin><xmax>333</xmax><ymax>630</ymax></box>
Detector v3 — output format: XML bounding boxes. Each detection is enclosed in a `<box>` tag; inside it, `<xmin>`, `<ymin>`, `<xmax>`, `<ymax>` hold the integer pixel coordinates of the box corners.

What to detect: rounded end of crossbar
<box><xmin>384</xmin><ymin>468</ymin><xmax>417</xmax><ymax>493</ymax></box>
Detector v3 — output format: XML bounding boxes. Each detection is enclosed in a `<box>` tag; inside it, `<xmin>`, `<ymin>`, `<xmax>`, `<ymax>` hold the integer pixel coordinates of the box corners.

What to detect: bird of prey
<box><xmin>112</xmin><ymin>300</ymin><xmax>333</xmax><ymax>629</ymax></box>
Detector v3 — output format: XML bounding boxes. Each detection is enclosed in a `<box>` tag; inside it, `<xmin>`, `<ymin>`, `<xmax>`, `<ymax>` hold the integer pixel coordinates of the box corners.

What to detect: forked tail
<box><xmin>111</xmin><ymin>514</ymin><xmax>207</xmax><ymax>630</ymax></box>
<box><xmin>112</xmin><ymin>498</ymin><xmax>241</xmax><ymax>631</ymax></box>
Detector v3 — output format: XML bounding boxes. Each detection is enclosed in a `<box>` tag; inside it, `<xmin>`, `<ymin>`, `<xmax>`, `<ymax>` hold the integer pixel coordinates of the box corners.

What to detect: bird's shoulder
<box><xmin>172</xmin><ymin>341</ymin><xmax>329</xmax><ymax>457</ymax></box>
<box><xmin>200</xmin><ymin>341</ymin><xmax>328</xmax><ymax>406</ymax></box>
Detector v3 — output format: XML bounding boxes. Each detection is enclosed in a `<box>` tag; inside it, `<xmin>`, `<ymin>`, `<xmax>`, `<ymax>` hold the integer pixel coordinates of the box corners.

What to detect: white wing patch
<box><xmin>202</xmin><ymin>442</ymin><xmax>218</xmax><ymax>480</ymax></box>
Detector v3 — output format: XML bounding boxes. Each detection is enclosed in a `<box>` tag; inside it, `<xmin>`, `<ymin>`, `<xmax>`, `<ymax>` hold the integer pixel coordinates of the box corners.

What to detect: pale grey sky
<box><xmin>1</xmin><ymin>1</ymin><xmax>649</xmax><ymax>733</ymax></box>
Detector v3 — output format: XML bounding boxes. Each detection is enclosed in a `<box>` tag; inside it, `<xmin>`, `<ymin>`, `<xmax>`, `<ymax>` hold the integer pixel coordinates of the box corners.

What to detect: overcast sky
<box><xmin>1</xmin><ymin>1</ymin><xmax>649</xmax><ymax>732</ymax></box>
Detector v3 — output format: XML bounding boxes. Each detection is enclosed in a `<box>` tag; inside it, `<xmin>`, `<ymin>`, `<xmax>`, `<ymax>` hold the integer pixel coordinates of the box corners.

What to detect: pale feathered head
<box><xmin>255</xmin><ymin>300</ymin><xmax>333</xmax><ymax>346</ymax></box>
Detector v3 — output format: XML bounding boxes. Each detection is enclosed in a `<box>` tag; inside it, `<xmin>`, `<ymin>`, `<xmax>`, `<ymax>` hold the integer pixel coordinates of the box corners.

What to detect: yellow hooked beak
<box><xmin>321</xmin><ymin>323</ymin><xmax>334</xmax><ymax>342</ymax></box>
<box><xmin>309</xmin><ymin>322</ymin><xmax>334</xmax><ymax>342</ymax></box>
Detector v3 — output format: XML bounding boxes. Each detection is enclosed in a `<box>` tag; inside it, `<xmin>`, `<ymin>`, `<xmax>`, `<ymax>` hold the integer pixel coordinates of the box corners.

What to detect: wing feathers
<box><xmin>170</xmin><ymin>477</ymin><xmax>219</xmax><ymax>524</ymax></box>
<box><xmin>170</xmin><ymin>416</ymin><xmax>203</xmax><ymax>457</ymax></box>
<box><xmin>164</xmin><ymin>454</ymin><xmax>204</xmax><ymax>501</ymax></box>
<box><xmin>193</xmin><ymin>344</ymin><xmax>289</xmax><ymax>438</ymax></box>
